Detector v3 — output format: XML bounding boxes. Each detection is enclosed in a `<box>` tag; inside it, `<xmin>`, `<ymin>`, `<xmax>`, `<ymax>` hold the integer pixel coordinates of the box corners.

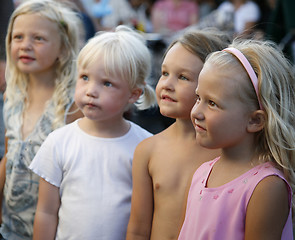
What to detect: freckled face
<box><xmin>10</xmin><ymin>13</ymin><xmax>62</xmax><ymax>75</ymax></box>
<box><xmin>156</xmin><ymin>43</ymin><xmax>203</xmax><ymax>119</ymax></box>
<box><xmin>191</xmin><ymin>63</ymin><xmax>252</xmax><ymax>149</ymax></box>
<box><xmin>74</xmin><ymin>59</ymin><xmax>134</xmax><ymax>122</ymax></box>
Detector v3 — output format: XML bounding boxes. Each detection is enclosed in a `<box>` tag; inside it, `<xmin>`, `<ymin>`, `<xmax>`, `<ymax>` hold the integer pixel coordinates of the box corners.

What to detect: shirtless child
<box><xmin>126</xmin><ymin>29</ymin><xmax>230</xmax><ymax>240</ymax></box>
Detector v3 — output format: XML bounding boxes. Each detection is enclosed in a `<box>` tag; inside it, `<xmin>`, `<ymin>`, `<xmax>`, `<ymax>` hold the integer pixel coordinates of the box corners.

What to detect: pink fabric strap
<box><xmin>223</xmin><ymin>47</ymin><xmax>263</xmax><ymax>110</ymax></box>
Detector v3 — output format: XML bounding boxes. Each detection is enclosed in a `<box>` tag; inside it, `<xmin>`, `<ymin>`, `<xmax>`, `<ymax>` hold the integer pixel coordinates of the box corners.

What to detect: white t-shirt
<box><xmin>218</xmin><ymin>1</ymin><xmax>260</xmax><ymax>33</ymax></box>
<box><xmin>29</xmin><ymin>119</ymin><xmax>152</xmax><ymax>240</ymax></box>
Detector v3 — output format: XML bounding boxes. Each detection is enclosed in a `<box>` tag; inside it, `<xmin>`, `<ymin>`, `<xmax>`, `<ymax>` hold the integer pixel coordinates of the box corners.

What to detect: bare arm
<box><xmin>0</xmin><ymin>154</ymin><xmax>6</xmax><ymax>192</ymax></box>
<box><xmin>245</xmin><ymin>175</ymin><xmax>290</xmax><ymax>240</ymax></box>
<box><xmin>0</xmin><ymin>94</ymin><xmax>8</xmax><ymax>224</ymax></box>
<box><xmin>0</xmin><ymin>61</ymin><xmax>7</xmax><ymax>92</ymax></box>
<box><xmin>126</xmin><ymin>139</ymin><xmax>154</xmax><ymax>240</ymax></box>
<box><xmin>0</xmin><ymin>153</ymin><xmax>7</xmax><ymax>224</ymax></box>
<box><xmin>176</xmin><ymin>172</ymin><xmax>194</xmax><ymax>237</ymax></box>
<box><xmin>33</xmin><ymin>178</ymin><xmax>61</xmax><ymax>240</ymax></box>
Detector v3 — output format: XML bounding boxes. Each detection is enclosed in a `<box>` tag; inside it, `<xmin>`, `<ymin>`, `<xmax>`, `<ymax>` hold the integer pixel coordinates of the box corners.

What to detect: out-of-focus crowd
<box><xmin>9</xmin><ymin>0</ymin><xmax>295</xmax><ymax>58</ymax></box>
<box><xmin>3</xmin><ymin>0</ymin><xmax>295</xmax><ymax>82</ymax></box>
<box><xmin>58</xmin><ymin>0</ymin><xmax>294</xmax><ymax>86</ymax></box>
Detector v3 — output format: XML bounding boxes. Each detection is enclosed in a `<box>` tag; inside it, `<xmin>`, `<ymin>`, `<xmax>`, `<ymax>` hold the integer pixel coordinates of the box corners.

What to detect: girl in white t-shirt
<box><xmin>29</xmin><ymin>25</ymin><xmax>157</xmax><ymax>240</ymax></box>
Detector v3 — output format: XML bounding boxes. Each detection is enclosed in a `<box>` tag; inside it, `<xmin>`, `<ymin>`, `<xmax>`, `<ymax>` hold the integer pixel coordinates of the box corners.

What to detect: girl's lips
<box><xmin>86</xmin><ymin>103</ymin><xmax>96</xmax><ymax>108</ymax></box>
<box><xmin>194</xmin><ymin>122</ymin><xmax>206</xmax><ymax>132</ymax></box>
<box><xmin>19</xmin><ymin>56</ymin><xmax>35</xmax><ymax>63</ymax></box>
<box><xmin>161</xmin><ymin>94</ymin><xmax>176</xmax><ymax>102</ymax></box>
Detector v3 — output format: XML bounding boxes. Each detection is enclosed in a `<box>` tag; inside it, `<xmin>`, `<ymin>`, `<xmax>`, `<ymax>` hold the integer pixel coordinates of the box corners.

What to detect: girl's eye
<box><xmin>104</xmin><ymin>81</ymin><xmax>113</xmax><ymax>87</ymax></box>
<box><xmin>208</xmin><ymin>100</ymin><xmax>217</xmax><ymax>107</ymax></box>
<box><xmin>13</xmin><ymin>35</ymin><xmax>22</xmax><ymax>40</ymax></box>
<box><xmin>81</xmin><ymin>75</ymin><xmax>88</xmax><ymax>81</ymax></box>
<box><xmin>195</xmin><ymin>94</ymin><xmax>201</xmax><ymax>103</ymax></box>
<box><xmin>179</xmin><ymin>75</ymin><xmax>189</xmax><ymax>81</ymax></box>
<box><xmin>35</xmin><ymin>36</ymin><xmax>44</xmax><ymax>41</ymax></box>
<box><xmin>162</xmin><ymin>71</ymin><xmax>168</xmax><ymax>77</ymax></box>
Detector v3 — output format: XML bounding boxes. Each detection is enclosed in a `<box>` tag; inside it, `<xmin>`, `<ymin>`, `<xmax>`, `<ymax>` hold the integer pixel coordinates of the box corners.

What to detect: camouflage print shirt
<box><xmin>0</xmin><ymin>98</ymin><xmax>70</xmax><ymax>240</ymax></box>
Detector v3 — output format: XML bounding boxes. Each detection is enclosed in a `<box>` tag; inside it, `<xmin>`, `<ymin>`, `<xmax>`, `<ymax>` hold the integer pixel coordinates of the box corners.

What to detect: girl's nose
<box><xmin>20</xmin><ymin>38</ymin><xmax>32</xmax><ymax>51</ymax></box>
<box><xmin>86</xmin><ymin>82</ymin><xmax>98</xmax><ymax>98</ymax></box>
<box><xmin>160</xmin><ymin>75</ymin><xmax>175</xmax><ymax>91</ymax></box>
<box><xmin>191</xmin><ymin>101</ymin><xmax>205</xmax><ymax>121</ymax></box>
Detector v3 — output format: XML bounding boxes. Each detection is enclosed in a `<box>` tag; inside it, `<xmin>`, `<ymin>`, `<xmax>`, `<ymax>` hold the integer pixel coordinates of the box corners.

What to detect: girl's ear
<box><xmin>247</xmin><ymin>110</ymin><xmax>266</xmax><ymax>133</ymax></box>
<box><xmin>128</xmin><ymin>88</ymin><xmax>142</xmax><ymax>104</ymax></box>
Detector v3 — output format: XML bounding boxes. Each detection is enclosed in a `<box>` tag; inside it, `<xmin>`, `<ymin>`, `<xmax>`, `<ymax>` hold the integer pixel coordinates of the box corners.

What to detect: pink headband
<box><xmin>222</xmin><ymin>47</ymin><xmax>263</xmax><ymax>110</ymax></box>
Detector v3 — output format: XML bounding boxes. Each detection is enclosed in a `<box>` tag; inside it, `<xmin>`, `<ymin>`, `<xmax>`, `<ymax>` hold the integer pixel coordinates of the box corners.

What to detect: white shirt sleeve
<box><xmin>29</xmin><ymin>131</ymin><xmax>63</xmax><ymax>187</ymax></box>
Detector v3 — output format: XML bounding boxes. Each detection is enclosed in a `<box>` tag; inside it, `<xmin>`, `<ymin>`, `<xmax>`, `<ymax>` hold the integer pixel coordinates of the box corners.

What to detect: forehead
<box><xmin>163</xmin><ymin>42</ymin><xmax>203</xmax><ymax>73</ymax></box>
<box><xmin>13</xmin><ymin>13</ymin><xmax>58</xmax><ymax>33</ymax></box>
<box><xmin>78</xmin><ymin>56</ymin><xmax>125</xmax><ymax>82</ymax></box>
<box><xmin>78</xmin><ymin>56</ymin><xmax>105</xmax><ymax>75</ymax></box>
<box><xmin>199</xmin><ymin>62</ymin><xmax>238</xmax><ymax>87</ymax></box>
<box><xmin>198</xmin><ymin>63</ymin><xmax>244</xmax><ymax>98</ymax></box>
<box><xmin>78</xmin><ymin>52</ymin><xmax>110</xmax><ymax>76</ymax></box>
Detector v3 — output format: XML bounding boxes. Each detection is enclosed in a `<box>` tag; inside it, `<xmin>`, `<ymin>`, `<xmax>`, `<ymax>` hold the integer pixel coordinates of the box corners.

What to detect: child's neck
<box><xmin>172</xmin><ymin>118</ymin><xmax>197</xmax><ymax>139</ymax></box>
<box><xmin>206</xmin><ymin>145</ymin><xmax>260</xmax><ymax>188</ymax></box>
<box><xmin>27</xmin><ymin>81</ymin><xmax>55</xmax><ymax>104</ymax></box>
<box><xmin>29</xmin><ymin>72</ymin><xmax>55</xmax><ymax>86</ymax></box>
<box><xmin>220</xmin><ymin>141</ymin><xmax>259</xmax><ymax>165</ymax></box>
<box><xmin>26</xmin><ymin>72</ymin><xmax>56</xmax><ymax>101</ymax></box>
<box><xmin>22</xmin><ymin>76</ymin><xmax>55</xmax><ymax>140</ymax></box>
<box><xmin>78</xmin><ymin>117</ymin><xmax>131</xmax><ymax>138</ymax></box>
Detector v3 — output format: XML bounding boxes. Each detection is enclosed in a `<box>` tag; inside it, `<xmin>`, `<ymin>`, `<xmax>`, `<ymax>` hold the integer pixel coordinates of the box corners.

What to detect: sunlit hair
<box><xmin>206</xmin><ymin>38</ymin><xmax>295</xmax><ymax>211</ymax></box>
<box><xmin>77</xmin><ymin>25</ymin><xmax>157</xmax><ymax>110</ymax></box>
<box><xmin>165</xmin><ymin>28</ymin><xmax>231</xmax><ymax>63</ymax></box>
<box><xmin>5</xmin><ymin>0</ymin><xmax>81</xmax><ymax>128</ymax></box>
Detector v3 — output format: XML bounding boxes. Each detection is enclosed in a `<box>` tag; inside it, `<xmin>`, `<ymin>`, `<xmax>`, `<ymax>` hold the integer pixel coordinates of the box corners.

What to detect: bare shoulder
<box><xmin>249</xmin><ymin>175</ymin><xmax>289</xmax><ymax>213</ymax></box>
<box><xmin>245</xmin><ymin>175</ymin><xmax>290</xmax><ymax>240</ymax></box>
<box><xmin>133</xmin><ymin>127</ymin><xmax>174</xmax><ymax>172</ymax></box>
<box><xmin>136</xmin><ymin>127</ymin><xmax>172</xmax><ymax>151</ymax></box>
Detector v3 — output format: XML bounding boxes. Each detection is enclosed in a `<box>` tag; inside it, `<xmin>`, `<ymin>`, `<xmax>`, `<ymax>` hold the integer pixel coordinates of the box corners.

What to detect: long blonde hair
<box><xmin>207</xmin><ymin>38</ymin><xmax>295</xmax><ymax>211</ymax></box>
<box><xmin>5</xmin><ymin>0</ymin><xmax>81</xmax><ymax>128</ymax></box>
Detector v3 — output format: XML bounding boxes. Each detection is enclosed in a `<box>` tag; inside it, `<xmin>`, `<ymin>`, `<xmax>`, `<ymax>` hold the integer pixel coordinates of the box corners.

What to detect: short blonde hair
<box><xmin>77</xmin><ymin>25</ymin><xmax>157</xmax><ymax>110</ymax></box>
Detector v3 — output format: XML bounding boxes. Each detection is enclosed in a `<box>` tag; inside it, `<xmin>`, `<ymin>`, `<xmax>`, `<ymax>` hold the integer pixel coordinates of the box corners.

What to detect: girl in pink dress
<box><xmin>179</xmin><ymin>39</ymin><xmax>295</xmax><ymax>239</ymax></box>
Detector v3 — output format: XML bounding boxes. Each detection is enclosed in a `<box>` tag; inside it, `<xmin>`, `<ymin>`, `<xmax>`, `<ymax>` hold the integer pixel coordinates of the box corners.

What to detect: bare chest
<box><xmin>150</xmin><ymin>145</ymin><xmax>201</xmax><ymax>195</ymax></box>
<box><xmin>148</xmin><ymin>145</ymin><xmax>204</xmax><ymax>239</ymax></box>
<box><xmin>22</xmin><ymin>103</ymin><xmax>46</xmax><ymax>140</ymax></box>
